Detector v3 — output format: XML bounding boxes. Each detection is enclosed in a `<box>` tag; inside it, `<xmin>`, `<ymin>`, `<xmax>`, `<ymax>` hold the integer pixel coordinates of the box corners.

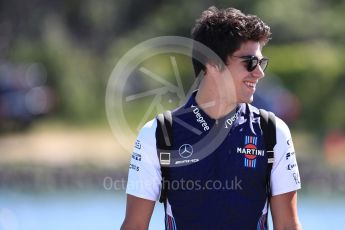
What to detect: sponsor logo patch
<box><xmin>179</xmin><ymin>144</ymin><xmax>193</xmax><ymax>158</ymax></box>
<box><xmin>129</xmin><ymin>163</ymin><xmax>139</xmax><ymax>171</ymax></box>
<box><xmin>225</xmin><ymin>111</ymin><xmax>240</xmax><ymax>129</ymax></box>
<box><xmin>287</xmin><ymin>138</ymin><xmax>291</xmax><ymax>146</ymax></box>
<box><xmin>286</xmin><ymin>152</ymin><xmax>295</xmax><ymax>160</ymax></box>
<box><xmin>287</xmin><ymin>163</ymin><xmax>297</xmax><ymax>170</ymax></box>
<box><xmin>191</xmin><ymin>105</ymin><xmax>209</xmax><ymax>131</ymax></box>
<box><xmin>175</xmin><ymin>158</ymin><xmax>199</xmax><ymax>165</ymax></box>
<box><xmin>160</xmin><ymin>152</ymin><xmax>171</xmax><ymax>165</ymax></box>
<box><xmin>135</xmin><ymin>140</ymin><xmax>141</xmax><ymax>149</ymax></box>
<box><xmin>293</xmin><ymin>172</ymin><xmax>301</xmax><ymax>184</ymax></box>
<box><xmin>131</xmin><ymin>152</ymin><xmax>142</xmax><ymax>161</ymax></box>
<box><xmin>237</xmin><ymin>136</ymin><xmax>265</xmax><ymax>168</ymax></box>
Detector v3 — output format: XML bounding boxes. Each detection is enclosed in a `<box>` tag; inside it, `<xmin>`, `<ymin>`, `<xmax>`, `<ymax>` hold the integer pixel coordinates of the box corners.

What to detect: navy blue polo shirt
<box><xmin>161</xmin><ymin>91</ymin><xmax>269</xmax><ymax>229</ymax></box>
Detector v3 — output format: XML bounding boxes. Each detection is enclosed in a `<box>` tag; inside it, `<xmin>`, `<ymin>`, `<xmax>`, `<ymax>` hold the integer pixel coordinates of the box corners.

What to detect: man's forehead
<box><xmin>233</xmin><ymin>41</ymin><xmax>263</xmax><ymax>56</ymax></box>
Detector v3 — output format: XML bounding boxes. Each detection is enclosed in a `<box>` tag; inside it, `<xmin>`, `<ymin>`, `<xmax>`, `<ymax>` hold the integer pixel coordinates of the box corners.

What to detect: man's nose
<box><xmin>251</xmin><ymin>65</ymin><xmax>265</xmax><ymax>79</ymax></box>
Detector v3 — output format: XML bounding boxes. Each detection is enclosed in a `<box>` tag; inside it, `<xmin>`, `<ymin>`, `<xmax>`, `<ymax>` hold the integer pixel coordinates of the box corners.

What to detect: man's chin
<box><xmin>239</xmin><ymin>96</ymin><xmax>254</xmax><ymax>104</ymax></box>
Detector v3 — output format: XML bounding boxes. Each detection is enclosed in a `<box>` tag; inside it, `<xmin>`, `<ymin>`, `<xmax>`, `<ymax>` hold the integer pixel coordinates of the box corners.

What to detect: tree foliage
<box><xmin>1</xmin><ymin>0</ymin><xmax>344</xmax><ymax>133</ymax></box>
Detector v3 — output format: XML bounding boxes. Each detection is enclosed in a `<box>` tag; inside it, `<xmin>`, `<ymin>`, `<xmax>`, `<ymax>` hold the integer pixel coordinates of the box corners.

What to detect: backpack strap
<box><xmin>155</xmin><ymin>110</ymin><xmax>173</xmax><ymax>203</ymax></box>
<box><xmin>259</xmin><ymin>109</ymin><xmax>276</xmax><ymax>198</ymax></box>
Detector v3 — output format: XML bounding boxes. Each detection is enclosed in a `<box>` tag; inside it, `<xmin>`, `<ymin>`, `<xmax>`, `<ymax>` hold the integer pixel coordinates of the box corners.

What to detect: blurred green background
<box><xmin>0</xmin><ymin>0</ymin><xmax>345</xmax><ymax>229</ymax></box>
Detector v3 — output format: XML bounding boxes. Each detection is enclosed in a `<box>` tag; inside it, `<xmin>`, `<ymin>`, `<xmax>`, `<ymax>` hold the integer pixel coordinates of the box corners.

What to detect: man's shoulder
<box><xmin>143</xmin><ymin>118</ymin><xmax>157</xmax><ymax>129</ymax></box>
<box><xmin>136</xmin><ymin>118</ymin><xmax>157</xmax><ymax>144</ymax></box>
<box><xmin>274</xmin><ymin>116</ymin><xmax>292</xmax><ymax>142</ymax></box>
<box><xmin>246</xmin><ymin>103</ymin><xmax>292</xmax><ymax>139</ymax></box>
<box><xmin>139</xmin><ymin>118</ymin><xmax>157</xmax><ymax>133</ymax></box>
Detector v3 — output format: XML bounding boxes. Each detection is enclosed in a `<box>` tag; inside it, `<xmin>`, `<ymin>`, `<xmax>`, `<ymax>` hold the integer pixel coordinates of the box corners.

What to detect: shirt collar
<box><xmin>181</xmin><ymin>90</ymin><xmax>243</xmax><ymax>130</ymax></box>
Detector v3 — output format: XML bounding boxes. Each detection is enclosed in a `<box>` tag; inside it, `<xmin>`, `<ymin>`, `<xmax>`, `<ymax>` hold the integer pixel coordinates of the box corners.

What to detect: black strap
<box><xmin>156</xmin><ymin>111</ymin><xmax>172</xmax><ymax>203</ymax></box>
<box><xmin>259</xmin><ymin>109</ymin><xmax>276</xmax><ymax>198</ymax></box>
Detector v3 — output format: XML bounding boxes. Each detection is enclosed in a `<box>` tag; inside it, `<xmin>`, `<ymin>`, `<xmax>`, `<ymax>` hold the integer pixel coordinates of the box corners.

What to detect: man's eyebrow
<box><xmin>237</xmin><ymin>54</ymin><xmax>265</xmax><ymax>58</ymax></box>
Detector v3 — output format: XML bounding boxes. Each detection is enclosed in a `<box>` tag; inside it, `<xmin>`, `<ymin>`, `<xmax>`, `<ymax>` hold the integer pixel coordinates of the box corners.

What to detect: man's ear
<box><xmin>205</xmin><ymin>62</ymin><xmax>221</xmax><ymax>74</ymax></box>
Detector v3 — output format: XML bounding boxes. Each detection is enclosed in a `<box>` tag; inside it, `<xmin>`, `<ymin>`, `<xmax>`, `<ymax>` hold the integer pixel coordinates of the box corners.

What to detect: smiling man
<box><xmin>121</xmin><ymin>6</ymin><xmax>301</xmax><ymax>230</ymax></box>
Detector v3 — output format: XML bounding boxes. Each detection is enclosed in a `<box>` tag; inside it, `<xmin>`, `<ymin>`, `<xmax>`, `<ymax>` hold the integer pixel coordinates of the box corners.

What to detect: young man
<box><xmin>121</xmin><ymin>6</ymin><xmax>301</xmax><ymax>230</ymax></box>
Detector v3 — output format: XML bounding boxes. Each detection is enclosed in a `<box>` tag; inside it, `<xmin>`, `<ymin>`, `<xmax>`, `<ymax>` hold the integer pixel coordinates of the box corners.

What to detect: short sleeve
<box><xmin>270</xmin><ymin>117</ymin><xmax>301</xmax><ymax>196</ymax></box>
<box><xmin>125</xmin><ymin>119</ymin><xmax>162</xmax><ymax>201</ymax></box>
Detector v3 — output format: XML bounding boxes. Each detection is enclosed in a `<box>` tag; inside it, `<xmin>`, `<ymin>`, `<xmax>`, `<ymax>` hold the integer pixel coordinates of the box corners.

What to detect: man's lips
<box><xmin>244</xmin><ymin>81</ymin><xmax>257</xmax><ymax>88</ymax></box>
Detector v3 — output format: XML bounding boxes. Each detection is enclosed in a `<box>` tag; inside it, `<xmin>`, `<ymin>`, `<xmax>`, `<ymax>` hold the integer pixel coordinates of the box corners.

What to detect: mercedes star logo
<box><xmin>179</xmin><ymin>144</ymin><xmax>193</xmax><ymax>158</ymax></box>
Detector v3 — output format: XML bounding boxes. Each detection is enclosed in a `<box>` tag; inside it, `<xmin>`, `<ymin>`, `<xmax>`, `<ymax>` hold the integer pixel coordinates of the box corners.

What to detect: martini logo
<box><xmin>237</xmin><ymin>136</ymin><xmax>265</xmax><ymax>168</ymax></box>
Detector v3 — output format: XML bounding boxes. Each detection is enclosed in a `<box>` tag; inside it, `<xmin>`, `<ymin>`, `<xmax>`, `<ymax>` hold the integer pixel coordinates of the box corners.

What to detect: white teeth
<box><xmin>245</xmin><ymin>82</ymin><xmax>256</xmax><ymax>88</ymax></box>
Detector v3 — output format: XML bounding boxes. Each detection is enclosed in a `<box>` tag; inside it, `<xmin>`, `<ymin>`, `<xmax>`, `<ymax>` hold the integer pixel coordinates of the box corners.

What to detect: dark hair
<box><xmin>191</xmin><ymin>6</ymin><xmax>271</xmax><ymax>77</ymax></box>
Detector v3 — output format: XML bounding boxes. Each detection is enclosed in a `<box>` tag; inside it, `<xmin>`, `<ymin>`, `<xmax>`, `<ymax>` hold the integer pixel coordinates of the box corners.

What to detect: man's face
<box><xmin>226</xmin><ymin>41</ymin><xmax>266</xmax><ymax>104</ymax></box>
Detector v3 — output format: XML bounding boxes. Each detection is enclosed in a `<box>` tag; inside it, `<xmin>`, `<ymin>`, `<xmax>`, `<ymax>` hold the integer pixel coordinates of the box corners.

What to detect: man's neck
<box><xmin>195</xmin><ymin>77</ymin><xmax>237</xmax><ymax>120</ymax></box>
